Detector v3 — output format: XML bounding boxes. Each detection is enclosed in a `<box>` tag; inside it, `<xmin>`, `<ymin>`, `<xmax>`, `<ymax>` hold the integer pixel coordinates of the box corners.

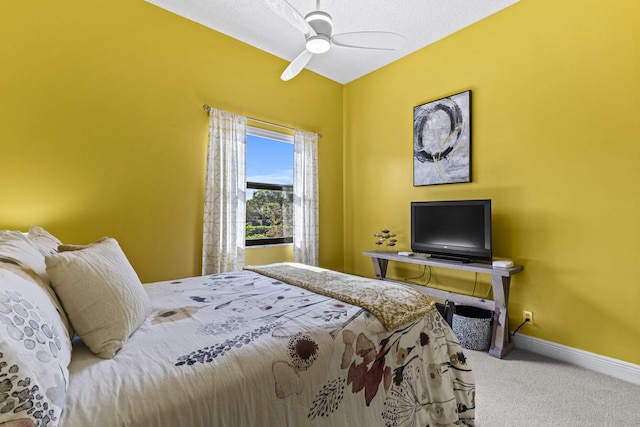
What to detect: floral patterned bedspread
<box><xmin>62</xmin><ymin>269</ymin><xmax>475</xmax><ymax>427</ymax></box>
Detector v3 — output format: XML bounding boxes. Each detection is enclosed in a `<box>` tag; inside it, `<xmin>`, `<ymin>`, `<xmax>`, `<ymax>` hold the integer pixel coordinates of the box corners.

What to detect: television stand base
<box><xmin>363</xmin><ymin>250</ymin><xmax>524</xmax><ymax>359</ymax></box>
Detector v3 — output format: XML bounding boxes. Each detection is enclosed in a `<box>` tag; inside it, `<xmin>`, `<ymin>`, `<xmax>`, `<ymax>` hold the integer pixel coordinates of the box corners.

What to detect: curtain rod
<box><xmin>202</xmin><ymin>104</ymin><xmax>322</xmax><ymax>139</ymax></box>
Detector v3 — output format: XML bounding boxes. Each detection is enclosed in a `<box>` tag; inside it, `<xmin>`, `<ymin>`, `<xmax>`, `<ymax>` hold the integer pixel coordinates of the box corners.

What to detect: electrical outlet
<box><xmin>523</xmin><ymin>310</ymin><xmax>534</xmax><ymax>325</ymax></box>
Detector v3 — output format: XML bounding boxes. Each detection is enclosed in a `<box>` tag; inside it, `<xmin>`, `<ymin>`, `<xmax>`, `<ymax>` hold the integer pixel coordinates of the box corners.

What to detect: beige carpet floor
<box><xmin>465</xmin><ymin>348</ymin><xmax>640</xmax><ymax>426</ymax></box>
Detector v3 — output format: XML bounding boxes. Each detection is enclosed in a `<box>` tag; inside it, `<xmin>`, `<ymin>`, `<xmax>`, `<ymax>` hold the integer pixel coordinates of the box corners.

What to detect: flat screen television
<box><xmin>411</xmin><ymin>199</ymin><xmax>492</xmax><ymax>263</ymax></box>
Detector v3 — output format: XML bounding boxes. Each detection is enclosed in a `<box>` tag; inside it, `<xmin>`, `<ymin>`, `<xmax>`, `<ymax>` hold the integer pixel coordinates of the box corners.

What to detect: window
<box><xmin>245</xmin><ymin>127</ymin><xmax>294</xmax><ymax>246</ymax></box>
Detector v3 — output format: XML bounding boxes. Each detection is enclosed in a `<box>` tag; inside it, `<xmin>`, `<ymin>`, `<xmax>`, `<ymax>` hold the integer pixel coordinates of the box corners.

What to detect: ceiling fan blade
<box><xmin>281</xmin><ymin>50</ymin><xmax>314</xmax><ymax>81</ymax></box>
<box><xmin>331</xmin><ymin>31</ymin><xmax>407</xmax><ymax>50</ymax></box>
<box><xmin>265</xmin><ymin>0</ymin><xmax>316</xmax><ymax>37</ymax></box>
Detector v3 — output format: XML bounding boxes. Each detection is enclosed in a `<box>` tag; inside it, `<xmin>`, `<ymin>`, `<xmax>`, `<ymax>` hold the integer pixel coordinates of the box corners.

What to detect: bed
<box><xmin>0</xmin><ymin>228</ymin><xmax>475</xmax><ymax>427</ymax></box>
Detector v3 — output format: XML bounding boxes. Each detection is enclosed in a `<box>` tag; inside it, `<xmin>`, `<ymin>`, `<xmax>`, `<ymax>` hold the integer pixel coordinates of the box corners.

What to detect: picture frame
<box><xmin>413</xmin><ymin>90</ymin><xmax>471</xmax><ymax>186</ymax></box>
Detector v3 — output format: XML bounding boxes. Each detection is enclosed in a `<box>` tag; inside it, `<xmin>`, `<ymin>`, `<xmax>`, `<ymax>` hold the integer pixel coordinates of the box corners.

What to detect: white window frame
<box><xmin>245</xmin><ymin>126</ymin><xmax>294</xmax><ymax>246</ymax></box>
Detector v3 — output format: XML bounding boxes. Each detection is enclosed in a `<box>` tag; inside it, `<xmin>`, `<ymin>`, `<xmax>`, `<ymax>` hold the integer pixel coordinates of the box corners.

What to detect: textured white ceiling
<box><xmin>146</xmin><ymin>0</ymin><xmax>519</xmax><ymax>84</ymax></box>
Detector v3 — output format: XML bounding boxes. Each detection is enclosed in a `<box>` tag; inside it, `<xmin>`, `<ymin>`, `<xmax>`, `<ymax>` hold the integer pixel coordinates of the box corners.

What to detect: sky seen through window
<box><xmin>246</xmin><ymin>134</ymin><xmax>294</xmax><ymax>198</ymax></box>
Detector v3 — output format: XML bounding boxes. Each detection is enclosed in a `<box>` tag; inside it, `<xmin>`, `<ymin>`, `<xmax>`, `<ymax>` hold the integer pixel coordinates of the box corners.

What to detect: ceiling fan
<box><xmin>267</xmin><ymin>0</ymin><xmax>407</xmax><ymax>81</ymax></box>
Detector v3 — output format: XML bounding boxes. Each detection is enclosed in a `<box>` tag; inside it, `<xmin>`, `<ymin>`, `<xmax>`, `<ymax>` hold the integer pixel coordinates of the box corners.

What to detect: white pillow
<box><xmin>27</xmin><ymin>226</ymin><xmax>62</xmax><ymax>257</ymax></box>
<box><xmin>0</xmin><ymin>268</ymin><xmax>72</xmax><ymax>427</ymax></box>
<box><xmin>0</xmin><ymin>230</ymin><xmax>73</xmax><ymax>338</ymax></box>
<box><xmin>0</xmin><ymin>230</ymin><xmax>51</xmax><ymax>284</ymax></box>
<box><xmin>45</xmin><ymin>238</ymin><xmax>151</xmax><ymax>359</ymax></box>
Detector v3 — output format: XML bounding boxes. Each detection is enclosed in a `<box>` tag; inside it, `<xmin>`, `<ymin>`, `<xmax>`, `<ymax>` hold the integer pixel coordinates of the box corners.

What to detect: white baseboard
<box><xmin>513</xmin><ymin>334</ymin><xmax>640</xmax><ymax>385</ymax></box>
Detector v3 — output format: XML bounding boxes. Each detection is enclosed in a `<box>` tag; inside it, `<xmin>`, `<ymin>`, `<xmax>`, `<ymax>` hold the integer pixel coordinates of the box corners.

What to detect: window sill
<box><xmin>246</xmin><ymin>243</ymin><xmax>293</xmax><ymax>249</ymax></box>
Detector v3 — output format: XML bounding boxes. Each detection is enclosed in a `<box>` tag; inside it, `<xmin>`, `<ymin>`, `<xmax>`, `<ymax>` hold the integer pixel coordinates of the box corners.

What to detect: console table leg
<box><xmin>370</xmin><ymin>257</ymin><xmax>389</xmax><ymax>280</ymax></box>
<box><xmin>489</xmin><ymin>275</ymin><xmax>514</xmax><ymax>358</ymax></box>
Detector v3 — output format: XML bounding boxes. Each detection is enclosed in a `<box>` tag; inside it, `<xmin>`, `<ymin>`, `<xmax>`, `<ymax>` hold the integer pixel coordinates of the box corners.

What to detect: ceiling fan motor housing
<box><xmin>304</xmin><ymin>10</ymin><xmax>332</xmax><ymax>53</ymax></box>
<box><xmin>305</xmin><ymin>10</ymin><xmax>332</xmax><ymax>35</ymax></box>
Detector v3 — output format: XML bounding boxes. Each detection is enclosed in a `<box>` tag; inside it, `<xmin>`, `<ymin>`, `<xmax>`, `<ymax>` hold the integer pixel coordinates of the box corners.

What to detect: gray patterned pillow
<box><xmin>0</xmin><ymin>268</ymin><xmax>72</xmax><ymax>427</ymax></box>
<box><xmin>0</xmin><ymin>230</ymin><xmax>73</xmax><ymax>339</ymax></box>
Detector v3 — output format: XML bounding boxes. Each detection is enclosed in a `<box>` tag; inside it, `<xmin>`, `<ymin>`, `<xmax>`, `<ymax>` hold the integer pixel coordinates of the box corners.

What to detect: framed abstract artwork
<box><xmin>413</xmin><ymin>90</ymin><xmax>471</xmax><ymax>186</ymax></box>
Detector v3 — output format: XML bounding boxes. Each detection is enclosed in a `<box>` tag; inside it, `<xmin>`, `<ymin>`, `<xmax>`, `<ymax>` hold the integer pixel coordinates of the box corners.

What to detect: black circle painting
<box><xmin>413</xmin><ymin>91</ymin><xmax>471</xmax><ymax>186</ymax></box>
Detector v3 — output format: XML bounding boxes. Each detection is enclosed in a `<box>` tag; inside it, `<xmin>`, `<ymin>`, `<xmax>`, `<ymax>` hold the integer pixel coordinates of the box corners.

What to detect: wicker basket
<box><xmin>452</xmin><ymin>305</ymin><xmax>493</xmax><ymax>351</ymax></box>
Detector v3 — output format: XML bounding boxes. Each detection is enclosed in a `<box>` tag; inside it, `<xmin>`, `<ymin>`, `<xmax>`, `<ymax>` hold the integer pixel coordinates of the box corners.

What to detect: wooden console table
<box><xmin>363</xmin><ymin>250</ymin><xmax>524</xmax><ymax>358</ymax></box>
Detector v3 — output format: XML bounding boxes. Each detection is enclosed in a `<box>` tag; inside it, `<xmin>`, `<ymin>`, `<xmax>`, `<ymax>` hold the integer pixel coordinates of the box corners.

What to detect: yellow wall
<box><xmin>0</xmin><ymin>0</ymin><xmax>344</xmax><ymax>281</ymax></box>
<box><xmin>344</xmin><ymin>0</ymin><xmax>640</xmax><ymax>364</ymax></box>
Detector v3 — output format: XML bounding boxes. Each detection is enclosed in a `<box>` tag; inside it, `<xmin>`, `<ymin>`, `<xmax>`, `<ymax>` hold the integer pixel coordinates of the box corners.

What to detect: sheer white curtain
<box><xmin>293</xmin><ymin>130</ymin><xmax>319</xmax><ymax>265</ymax></box>
<box><xmin>202</xmin><ymin>108</ymin><xmax>247</xmax><ymax>274</ymax></box>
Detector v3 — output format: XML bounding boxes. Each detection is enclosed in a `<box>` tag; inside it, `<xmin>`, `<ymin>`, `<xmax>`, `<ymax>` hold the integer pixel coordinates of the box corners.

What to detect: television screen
<box><xmin>411</xmin><ymin>199</ymin><xmax>492</xmax><ymax>262</ymax></box>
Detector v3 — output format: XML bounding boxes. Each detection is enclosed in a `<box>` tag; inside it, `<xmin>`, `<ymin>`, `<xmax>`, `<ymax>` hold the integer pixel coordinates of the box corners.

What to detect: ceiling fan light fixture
<box><xmin>306</xmin><ymin>34</ymin><xmax>331</xmax><ymax>54</ymax></box>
